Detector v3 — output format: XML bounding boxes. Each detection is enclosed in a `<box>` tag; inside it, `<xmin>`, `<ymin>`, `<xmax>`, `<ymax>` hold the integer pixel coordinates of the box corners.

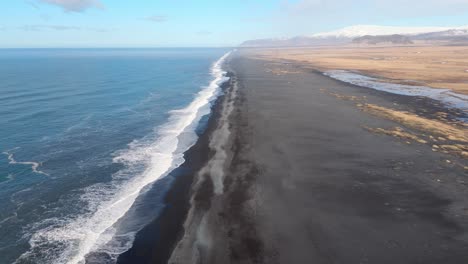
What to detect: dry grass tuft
<box><xmin>364</xmin><ymin>126</ymin><xmax>428</xmax><ymax>144</ymax></box>
<box><xmin>360</xmin><ymin>104</ymin><xmax>467</xmax><ymax>142</ymax></box>
<box><xmin>359</xmin><ymin>104</ymin><xmax>467</xmax><ymax>160</ymax></box>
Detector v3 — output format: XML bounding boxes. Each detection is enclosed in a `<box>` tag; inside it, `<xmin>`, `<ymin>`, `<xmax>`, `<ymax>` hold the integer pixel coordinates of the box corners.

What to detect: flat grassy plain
<box><xmin>253</xmin><ymin>45</ymin><xmax>468</xmax><ymax>95</ymax></box>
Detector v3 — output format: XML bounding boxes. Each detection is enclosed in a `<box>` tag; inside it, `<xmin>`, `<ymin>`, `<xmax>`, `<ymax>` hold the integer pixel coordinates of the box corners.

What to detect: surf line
<box><xmin>65</xmin><ymin>50</ymin><xmax>234</xmax><ymax>264</ymax></box>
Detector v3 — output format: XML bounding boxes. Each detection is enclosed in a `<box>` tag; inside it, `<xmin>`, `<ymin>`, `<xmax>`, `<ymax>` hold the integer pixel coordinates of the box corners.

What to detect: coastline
<box><xmin>117</xmin><ymin>71</ymin><xmax>236</xmax><ymax>264</ymax></box>
<box><xmin>5</xmin><ymin>49</ymin><xmax>237</xmax><ymax>264</ymax></box>
<box><xmin>120</xmin><ymin>50</ymin><xmax>467</xmax><ymax>264</ymax></box>
<box><xmin>167</xmin><ymin>57</ymin><xmax>249</xmax><ymax>263</ymax></box>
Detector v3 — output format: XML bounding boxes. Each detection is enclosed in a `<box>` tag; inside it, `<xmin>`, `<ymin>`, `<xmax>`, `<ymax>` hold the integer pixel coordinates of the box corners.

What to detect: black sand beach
<box><xmin>116</xmin><ymin>76</ymin><xmax>235</xmax><ymax>264</ymax></box>
<box><xmin>218</xmin><ymin>54</ymin><xmax>468</xmax><ymax>264</ymax></box>
<box><xmin>123</xmin><ymin>51</ymin><xmax>468</xmax><ymax>264</ymax></box>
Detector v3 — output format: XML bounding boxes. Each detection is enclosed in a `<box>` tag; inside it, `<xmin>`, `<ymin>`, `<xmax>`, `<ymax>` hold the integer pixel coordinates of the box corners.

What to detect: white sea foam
<box><xmin>15</xmin><ymin>51</ymin><xmax>232</xmax><ymax>264</ymax></box>
<box><xmin>3</xmin><ymin>151</ymin><xmax>49</xmax><ymax>176</ymax></box>
<box><xmin>324</xmin><ymin>70</ymin><xmax>468</xmax><ymax>117</ymax></box>
<box><xmin>168</xmin><ymin>51</ymin><xmax>238</xmax><ymax>264</ymax></box>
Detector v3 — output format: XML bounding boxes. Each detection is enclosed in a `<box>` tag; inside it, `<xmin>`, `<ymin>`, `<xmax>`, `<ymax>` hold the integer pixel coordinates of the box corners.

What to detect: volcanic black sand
<box><xmin>122</xmin><ymin>51</ymin><xmax>468</xmax><ymax>264</ymax></box>
<box><xmin>116</xmin><ymin>76</ymin><xmax>235</xmax><ymax>264</ymax></box>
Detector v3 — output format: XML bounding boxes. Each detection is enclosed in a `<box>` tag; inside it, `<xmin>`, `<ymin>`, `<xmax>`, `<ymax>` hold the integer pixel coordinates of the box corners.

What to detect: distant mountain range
<box><xmin>240</xmin><ymin>25</ymin><xmax>468</xmax><ymax>47</ymax></box>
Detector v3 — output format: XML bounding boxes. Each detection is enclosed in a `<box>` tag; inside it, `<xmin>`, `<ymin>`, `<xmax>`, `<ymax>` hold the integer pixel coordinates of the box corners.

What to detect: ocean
<box><xmin>0</xmin><ymin>48</ymin><xmax>231</xmax><ymax>264</ymax></box>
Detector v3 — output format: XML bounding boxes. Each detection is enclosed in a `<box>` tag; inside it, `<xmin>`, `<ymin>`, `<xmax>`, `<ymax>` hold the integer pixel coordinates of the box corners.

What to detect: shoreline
<box><xmin>167</xmin><ymin>59</ymin><xmax>246</xmax><ymax>263</ymax></box>
<box><xmin>120</xmin><ymin>51</ymin><xmax>467</xmax><ymax>264</ymax></box>
<box><xmin>117</xmin><ymin>70</ymin><xmax>235</xmax><ymax>264</ymax></box>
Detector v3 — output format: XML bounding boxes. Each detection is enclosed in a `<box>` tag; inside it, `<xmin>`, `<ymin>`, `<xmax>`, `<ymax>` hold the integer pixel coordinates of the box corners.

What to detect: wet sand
<box><xmin>168</xmin><ymin>51</ymin><xmax>468</xmax><ymax>264</ymax></box>
<box><xmin>116</xmin><ymin>78</ymin><xmax>234</xmax><ymax>264</ymax></box>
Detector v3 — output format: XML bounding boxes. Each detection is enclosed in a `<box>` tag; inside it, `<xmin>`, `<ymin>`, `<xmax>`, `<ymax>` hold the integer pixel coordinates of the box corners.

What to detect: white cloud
<box><xmin>37</xmin><ymin>0</ymin><xmax>104</xmax><ymax>12</ymax></box>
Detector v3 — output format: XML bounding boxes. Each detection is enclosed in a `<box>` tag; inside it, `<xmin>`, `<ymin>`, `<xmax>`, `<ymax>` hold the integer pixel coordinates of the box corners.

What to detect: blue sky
<box><xmin>1</xmin><ymin>0</ymin><xmax>468</xmax><ymax>47</ymax></box>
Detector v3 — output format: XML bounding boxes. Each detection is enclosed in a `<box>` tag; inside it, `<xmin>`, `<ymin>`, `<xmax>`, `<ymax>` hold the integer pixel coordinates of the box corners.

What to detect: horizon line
<box><xmin>0</xmin><ymin>46</ymin><xmax>237</xmax><ymax>49</ymax></box>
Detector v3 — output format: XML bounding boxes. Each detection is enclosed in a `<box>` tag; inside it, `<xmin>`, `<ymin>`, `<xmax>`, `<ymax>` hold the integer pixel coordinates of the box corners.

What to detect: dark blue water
<box><xmin>0</xmin><ymin>48</ymin><xmax>230</xmax><ymax>264</ymax></box>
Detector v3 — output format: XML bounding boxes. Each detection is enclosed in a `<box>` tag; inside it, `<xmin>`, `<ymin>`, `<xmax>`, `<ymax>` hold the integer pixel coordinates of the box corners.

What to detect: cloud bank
<box><xmin>37</xmin><ymin>0</ymin><xmax>104</xmax><ymax>12</ymax></box>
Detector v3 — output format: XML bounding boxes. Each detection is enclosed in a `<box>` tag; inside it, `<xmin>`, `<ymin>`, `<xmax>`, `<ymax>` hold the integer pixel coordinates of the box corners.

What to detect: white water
<box><xmin>2</xmin><ymin>151</ymin><xmax>49</xmax><ymax>176</ymax></box>
<box><xmin>15</xmin><ymin>51</ymin><xmax>232</xmax><ymax>264</ymax></box>
<box><xmin>324</xmin><ymin>70</ymin><xmax>468</xmax><ymax>117</ymax></box>
<box><xmin>167</xmin><ymin>51</ymin><xmax>239</xmax><ymax>264</ymax></box>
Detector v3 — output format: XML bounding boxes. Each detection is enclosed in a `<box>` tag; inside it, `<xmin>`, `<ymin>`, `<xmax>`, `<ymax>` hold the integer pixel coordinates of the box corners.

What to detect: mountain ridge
<box><xmin>240</xmin><ymin>25</ymin><xmax>468</xmax><ymax>47</ymax></box>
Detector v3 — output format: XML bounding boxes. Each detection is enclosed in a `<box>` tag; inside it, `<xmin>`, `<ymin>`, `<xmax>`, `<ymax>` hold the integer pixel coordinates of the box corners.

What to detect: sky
<box><xmin>1</xmin><ymin>0</ymin><xmax>468</xmax><ymax>47</ymax></box>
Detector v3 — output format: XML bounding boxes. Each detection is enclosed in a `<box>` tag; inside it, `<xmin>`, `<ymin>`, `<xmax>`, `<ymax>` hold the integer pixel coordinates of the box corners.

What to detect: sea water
<box><xmin>0</xmin><ymin>48</ymin><xmax>230</xmax><ymax>264</ymax></box>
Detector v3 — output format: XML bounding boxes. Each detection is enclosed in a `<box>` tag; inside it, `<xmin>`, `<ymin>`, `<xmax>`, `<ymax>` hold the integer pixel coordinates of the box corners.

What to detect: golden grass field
<box><xmin>253</xmin><ymin>45</ymin><xmax>468</xmax><ymax>95</ymax></box>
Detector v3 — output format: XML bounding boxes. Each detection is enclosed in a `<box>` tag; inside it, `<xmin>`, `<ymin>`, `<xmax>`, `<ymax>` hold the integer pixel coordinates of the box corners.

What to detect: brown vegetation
<box><xmin>252</xmin><ymin>45</ymin><xmax>468</xmax><ymax>95</ymax></box>
<box><xmin>360</xmin><ymin>104</ymin><xmax>468</xmax><ymax>160</ymax></box>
